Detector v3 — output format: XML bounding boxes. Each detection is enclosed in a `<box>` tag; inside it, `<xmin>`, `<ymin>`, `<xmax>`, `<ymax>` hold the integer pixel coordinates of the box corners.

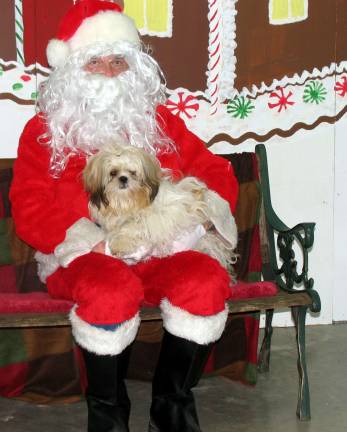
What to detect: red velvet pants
<box><xmin>46</xmin><ymin>250</ymin><xmax>231</xmax><ymax>325</ymax></box>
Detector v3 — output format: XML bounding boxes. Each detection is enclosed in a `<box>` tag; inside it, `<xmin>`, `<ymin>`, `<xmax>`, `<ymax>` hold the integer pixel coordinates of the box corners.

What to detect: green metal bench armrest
<box><xmin>255</xmin><ymin>144</ymin><xmax>320</xmax><ymax>313</ymax></box>
<box><xmin>255</xmin><ymin>144</ymin><xmax>289</xmax><ymax>232</ymax></box>
<box><xmin>276</xmin><ymin>223</ymin><xmax>320</xmax><ymax>312</ymax></box>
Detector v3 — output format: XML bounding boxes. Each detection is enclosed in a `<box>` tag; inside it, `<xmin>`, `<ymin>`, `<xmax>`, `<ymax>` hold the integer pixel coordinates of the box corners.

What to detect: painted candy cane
<box><xmin>14</xmin><ymin>0</ymin><xmax>25</xmax><ymax>64</ymax></box>
<box><xmin>207</xmin><ymin>0</ymin><xmax>222</xmax><ymax>115</ymax></box>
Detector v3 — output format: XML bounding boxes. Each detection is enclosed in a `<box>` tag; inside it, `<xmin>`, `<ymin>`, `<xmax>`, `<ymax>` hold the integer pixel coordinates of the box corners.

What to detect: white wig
<box><xmin>37</xmin><ymin>42</ymin><xmax>174</xmax><ymax>176</ymax></box>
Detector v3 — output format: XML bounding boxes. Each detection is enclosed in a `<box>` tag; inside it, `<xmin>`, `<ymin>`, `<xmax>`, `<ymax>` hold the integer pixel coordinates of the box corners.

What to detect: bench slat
<box><xmin>0</xmin><ymin>291</ymin><xmax>312</xmax><ymax>328</ymax></box>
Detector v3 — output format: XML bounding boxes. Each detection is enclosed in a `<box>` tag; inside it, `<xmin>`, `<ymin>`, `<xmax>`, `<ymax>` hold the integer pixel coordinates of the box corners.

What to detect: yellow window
<box><xmin>124</xmin><ymin>0</ymin><xmax>173</xmax><ymax>37</ymax></box>
<box><xmin>269</xmin><ymin>0</ymin><xmax>308</xmax><ymax>25</ymax></box>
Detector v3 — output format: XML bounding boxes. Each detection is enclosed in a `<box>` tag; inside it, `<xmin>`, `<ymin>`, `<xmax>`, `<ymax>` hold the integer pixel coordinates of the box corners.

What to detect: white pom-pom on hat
<box><xmin>46</xmin><ymin>39</ymin><xmax>70</xmax><ymax>69</ymax></box>
<box><xmin>46</xmin><ymin>0</ymin><xmax>140</xmax><ymax>68</ymax></box>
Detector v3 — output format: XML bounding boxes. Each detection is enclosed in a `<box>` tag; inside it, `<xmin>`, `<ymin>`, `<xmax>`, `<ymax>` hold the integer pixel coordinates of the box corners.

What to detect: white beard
<box><xmin>37</xmin><ymin>43</ymin><xmax>173</xmax><ymax>176</ymax></box>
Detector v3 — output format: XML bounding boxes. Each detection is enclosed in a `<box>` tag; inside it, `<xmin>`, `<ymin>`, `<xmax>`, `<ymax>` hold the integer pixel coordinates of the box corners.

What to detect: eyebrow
<box><xmin>88</xmin><ymin>54</ymin><xmax>125</xmax><ymax>61</ymax></box>
<box><xmin>88</xmin><ymin>56</ymin><xmax>99</xmax><ymax>62</ymax></box>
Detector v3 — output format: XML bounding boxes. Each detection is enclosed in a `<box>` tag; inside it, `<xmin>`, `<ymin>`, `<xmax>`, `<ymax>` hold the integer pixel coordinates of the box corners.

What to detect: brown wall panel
<box><xmin>0</xmin><ymin>0</ymin><xmax>17</xmax><ymax>61</ymax></box>
<box><xmin>19</xmin><ymin>0</ymin><xmax>208</xmax><ymax>91</ymax></box>
<box><xmin>336</xmin><ymin>0</ymin><xmax>347</xmax><ymax>62</ymax></box>
<box><xmin>143</xmin><ymin>0</ymin><xmax>209</xmax><ymax>92</ymax></box>
<box><xmin>23</xmin><ymin>0</ymin><xmax>72</xmax><ymax>66</ymax></box>
<box><xmin>234</xmin><ymin>0</ymin><xmax>340</xmax><ymax>90</ymax></box>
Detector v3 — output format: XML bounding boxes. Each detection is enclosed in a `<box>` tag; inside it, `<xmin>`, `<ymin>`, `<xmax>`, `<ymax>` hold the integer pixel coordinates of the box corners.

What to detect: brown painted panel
<box><xmin>23</xmin><ymin>0</ymin><xmax>72</xmax><ymax>66</ymax></box>
<box><xmin>0</xmin><ymin>0</ymin><xmax>17</xmax><ymax>61</ymax></box>
<box><xmin>143</xmin><ymin>0</ymin><xmax>209</xmax><ymax>92</ymax></box>
<box><xmin>336</xmin><ymin>0</ymin><xmax>347</xmax><ymax>62</ymax></box>
<box><xmin>19</xmin><ymin>0</ymin><xmax>208</xmax><ymax>91</ymax></box>
<box><xmin>235</xmin><ymin>0</ymin><xmax>340</xmax><ymax>90</ymax></box>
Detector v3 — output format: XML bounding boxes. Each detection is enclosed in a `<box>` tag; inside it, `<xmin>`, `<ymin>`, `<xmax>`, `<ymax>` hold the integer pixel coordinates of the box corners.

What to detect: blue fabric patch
<box><xmin>92</xmin><ymin>323</ymin><xmax>122</xmax><ymax>331</ymax></box>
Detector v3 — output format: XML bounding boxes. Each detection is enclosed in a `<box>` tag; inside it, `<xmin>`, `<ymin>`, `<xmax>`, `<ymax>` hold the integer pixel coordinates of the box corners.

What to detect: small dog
<box><xmin>83</xmin><ymin>145</ymin><xmax>238</xmax><ymax>271</ymax></box>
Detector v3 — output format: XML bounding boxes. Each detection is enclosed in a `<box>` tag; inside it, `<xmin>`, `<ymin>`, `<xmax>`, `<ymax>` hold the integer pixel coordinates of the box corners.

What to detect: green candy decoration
<box><xmin>12</xmin><ymin>83</ymin><xmax>24</xmax><ymax>91</ymax></box>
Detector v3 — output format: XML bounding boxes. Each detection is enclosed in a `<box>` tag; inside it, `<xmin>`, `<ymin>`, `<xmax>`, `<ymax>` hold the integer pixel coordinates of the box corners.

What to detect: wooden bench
<box><xmin>0</xmin><ymin>144</ymin><xmax>320</xmax><ymax>420</ymax></box>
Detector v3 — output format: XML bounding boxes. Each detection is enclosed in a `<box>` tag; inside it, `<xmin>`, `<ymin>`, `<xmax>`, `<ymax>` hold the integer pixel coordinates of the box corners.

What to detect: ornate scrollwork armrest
<box><xmin>275</xmin><ymin>222</ymin><xmax>315</xmax><ymax>293</ymax></box>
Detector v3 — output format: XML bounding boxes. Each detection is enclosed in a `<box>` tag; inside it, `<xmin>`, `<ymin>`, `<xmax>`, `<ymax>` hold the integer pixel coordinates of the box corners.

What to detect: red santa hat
<box><xmin>47</xmin><ymin>0</ymin><xmax>140</xmax><ymax>68</ymax></box>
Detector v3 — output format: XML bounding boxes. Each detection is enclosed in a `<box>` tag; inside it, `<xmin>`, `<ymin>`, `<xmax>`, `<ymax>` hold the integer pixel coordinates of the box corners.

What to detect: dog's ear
<box><xmin>83</xmin><ymin>153</ymin><xmax>109</xmax><ymax>210</ymax></box>
<box><xmin>90</xmin><ymin>188</ymin><xmax>109</xmax><ymax>210</ymax></box>
<box><xmin>140</xmin><ymin>152</ymin><xmax>162</xmax><ymax>202</ymax></box>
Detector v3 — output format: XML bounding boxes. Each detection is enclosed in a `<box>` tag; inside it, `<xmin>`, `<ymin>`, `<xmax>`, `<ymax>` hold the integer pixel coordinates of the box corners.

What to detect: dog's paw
<box><xmin>107</xmin><ymin>234</ymin><xmax>134</xmax><ymax>257</ymax></box>
<box><xmin>107</xmin><ymin>233</ymin><xmax>150</xmax><ymax>262</ymax></box>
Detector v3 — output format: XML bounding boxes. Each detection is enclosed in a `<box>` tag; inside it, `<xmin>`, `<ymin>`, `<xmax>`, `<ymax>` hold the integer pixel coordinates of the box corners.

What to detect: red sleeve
<box><xmin>157</xmin><ymin>105</ymin><xmax>239</xmax><ymax>213</ymax></box>
<box><xmin>10</xmin><ymin>115</ymin><xmax>89</xmax><ymax>254</ymax></box>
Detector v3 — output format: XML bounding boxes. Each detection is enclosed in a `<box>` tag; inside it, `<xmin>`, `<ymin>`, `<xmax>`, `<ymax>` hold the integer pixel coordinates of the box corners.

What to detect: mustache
<box><xmin>79</xmin><ymin>73</ymin><xmax>126</xmax><ymax>111</ymax></box>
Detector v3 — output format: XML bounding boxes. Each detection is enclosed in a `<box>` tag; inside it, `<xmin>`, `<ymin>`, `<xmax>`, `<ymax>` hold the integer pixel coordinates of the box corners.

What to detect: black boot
<box><xmin>81</xmin><ymin>345</ymin><xmax>132</xmax><ymax>432</ymax></box>
<box><xmin>149</xmin><ymin>330</ymin><xmax>213</xmax><ymax>432</ymax></box>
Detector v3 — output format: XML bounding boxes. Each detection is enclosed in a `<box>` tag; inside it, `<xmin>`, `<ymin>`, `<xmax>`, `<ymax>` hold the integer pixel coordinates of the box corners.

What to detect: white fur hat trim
<box><xmin>47</xmin><ymin>11</ymin><xmax>140</xmax><ymax>68</ymax></box>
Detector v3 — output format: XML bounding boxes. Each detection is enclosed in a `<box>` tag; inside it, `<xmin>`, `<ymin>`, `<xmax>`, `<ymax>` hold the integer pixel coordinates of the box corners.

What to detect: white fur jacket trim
<box><xmin>70</xmin><ymin>306</ymin><xmax>141</xmax><ymax>356</ymax></box>
<box><xmin>35</xmin><ymin>217</ymin><xmax>105</xmax><ymax>282</ymax></box>
<box><xmin>160</xmin><ymin>298</ymin><xmax>229</xmax><ymax>345</ymax></box>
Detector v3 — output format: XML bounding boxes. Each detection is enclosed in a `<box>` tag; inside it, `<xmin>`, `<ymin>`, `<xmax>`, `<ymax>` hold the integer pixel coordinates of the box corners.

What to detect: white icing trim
<box><xmin>167</xmin><ymin>61</ymin><xmax>347</xmax><ymax>100</ymax></box>
<box><xmin>219</xmin><ymin>0</ymin><xmax>238</xmax><ymax>101</ymax></box>
<box><xmin>239</xmin><ymin>61</ymin><xmax>347</xmax><ymax>98</ymax></box>
<box><xmin>269</xmin><ymin>0</ymin><xmax>308</xmax><ymax>26</ymax></box>
<box><xmin>184</xmin><ymin>71</ymin><xmax>347</xmax><ymax>150</ymax></box>
<box><xmin>70</xmin><ymin>307</ymin><xmax>141</xmax><ymax>355</ymax></box>
<box><xmin>2</xmin><ymin>54</ymin><xmax>347</xmax><ymax>108</ymax></box>
<box><xmin>160</xmin><ymin>298</ymin><xmax>228</xmax><ymax>345</ymax></box>
<box><xmin>0</xmin><ymin>59</ymin><xmax>51</xmax><ymax>74</ymax></box>
<box><xmin>206</xmin><ymin>0</ymin><xmax>238</xmax><ymax>112</ymax></box>
<box><xmin>166</xmin><ymin>86</ymin><xmax>205</xmax><ymax>98</ymax></box>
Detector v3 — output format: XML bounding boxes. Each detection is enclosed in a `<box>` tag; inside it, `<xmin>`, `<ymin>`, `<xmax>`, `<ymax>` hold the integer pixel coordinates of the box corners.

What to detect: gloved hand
<box><xmin>54</xmin><ymin>217</ymin><xmax>106</xmax><ymax>267</ymax></box>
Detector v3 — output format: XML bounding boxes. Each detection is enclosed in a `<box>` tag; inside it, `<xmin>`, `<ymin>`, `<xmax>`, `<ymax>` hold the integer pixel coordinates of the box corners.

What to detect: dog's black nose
<box><xmin>119</xmin><ymin>176</ymin><xmax>128</xmax><ymax>186</ymax></box>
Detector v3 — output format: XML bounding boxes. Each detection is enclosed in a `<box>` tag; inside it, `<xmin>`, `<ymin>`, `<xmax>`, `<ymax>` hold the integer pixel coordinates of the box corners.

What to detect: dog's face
<box><xmin>83</xmin><ymin>145</ymin><xmax>162</xmax><ymax>220</ymax></box>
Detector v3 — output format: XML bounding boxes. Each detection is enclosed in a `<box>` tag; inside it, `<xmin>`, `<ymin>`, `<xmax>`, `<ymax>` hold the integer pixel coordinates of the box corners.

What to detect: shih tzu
<box><xmin>83</xmin><ymin>145</ymin><xmax>238</xmax><ymax>271</ymax></box>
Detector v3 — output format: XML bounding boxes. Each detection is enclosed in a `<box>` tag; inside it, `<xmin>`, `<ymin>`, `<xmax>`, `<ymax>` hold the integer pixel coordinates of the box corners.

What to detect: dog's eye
<box><xmin>110</xmin><ymin>169</ymin><xmax>118</xmax><ymax>177</ymax></box>
<box><xmin>129</xmin><ymin>170</ymin><xmax>137</xmax><ymax>177</ymax></box>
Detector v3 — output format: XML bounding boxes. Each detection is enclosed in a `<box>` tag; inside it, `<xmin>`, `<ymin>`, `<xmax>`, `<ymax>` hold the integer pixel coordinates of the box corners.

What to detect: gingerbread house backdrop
<box><xmin>1</xmin><ymin>0</ymin><xmax>347</xmax><ymax>324</ymax></box>
<box><xmin>1</xmin><ymin>0</ymin><xmax>347</xmax><ymax>147</ymax></box>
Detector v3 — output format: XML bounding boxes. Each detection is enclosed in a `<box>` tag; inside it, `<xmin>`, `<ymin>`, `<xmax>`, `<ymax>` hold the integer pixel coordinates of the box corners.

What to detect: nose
<box><xmin>119</xmin><ymin>176</ymin><xmax>128</xmax><ymax>187</ymax></box>
<box><xmin>101</xmin><ymin>62</ymin><xmax>115</xmax><ymax>78</ymax></box>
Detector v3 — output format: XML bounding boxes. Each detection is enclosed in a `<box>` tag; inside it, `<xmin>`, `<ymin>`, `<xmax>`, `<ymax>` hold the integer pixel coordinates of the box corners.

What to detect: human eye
<box><xmin>111</xmin><ymin>57</ymin><xmax>125</xmax><ymax>67</ymax></box>
<box><xmin>87</xmin><ymin>57</ymin><xmax>100</xmax><ymax>67</ymax></box>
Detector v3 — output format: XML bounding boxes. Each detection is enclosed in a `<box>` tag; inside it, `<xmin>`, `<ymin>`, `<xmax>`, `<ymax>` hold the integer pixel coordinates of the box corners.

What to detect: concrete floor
<box><xmin>1</xmin><ymin>323</ymin><xmax>346</xmax><ymax>432</ymax></box>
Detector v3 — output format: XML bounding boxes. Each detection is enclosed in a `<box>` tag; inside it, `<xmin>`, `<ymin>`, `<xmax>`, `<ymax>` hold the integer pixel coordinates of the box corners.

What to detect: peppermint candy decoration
<box><xmin>166</xmin><ymin>92</ymin><xmax>199</xmax><ymax>120</ymax></box>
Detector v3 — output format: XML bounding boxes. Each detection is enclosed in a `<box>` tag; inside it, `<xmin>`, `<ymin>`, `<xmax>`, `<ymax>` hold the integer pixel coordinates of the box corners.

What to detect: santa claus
<box><xmin>10</xmin><ymin>1</ymin><xmax>239</xmax><ymax>431</ymax></box>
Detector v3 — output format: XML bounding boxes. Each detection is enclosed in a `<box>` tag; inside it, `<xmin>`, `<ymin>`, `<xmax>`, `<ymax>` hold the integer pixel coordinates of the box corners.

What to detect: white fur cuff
<box><xmin>160</xmin><ymin>298</ymin><xmax>228</xmax><ymax>345</ymax></box>
<box><xmin>70</xmin><ymin>306</ymin><xmax>140</xmax><ymax>355</ymax></box>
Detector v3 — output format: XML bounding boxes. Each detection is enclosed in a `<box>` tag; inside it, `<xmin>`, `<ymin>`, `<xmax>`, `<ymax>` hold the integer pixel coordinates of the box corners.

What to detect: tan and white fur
<box><xmin>83</xmin><ymin>145</ymin><xmax>238</xmax><ymax>271</ymax></box>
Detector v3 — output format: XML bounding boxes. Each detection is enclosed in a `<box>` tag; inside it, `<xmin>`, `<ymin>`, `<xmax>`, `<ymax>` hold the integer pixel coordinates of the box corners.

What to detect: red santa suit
<box><xmin>10</xmin><ymin>106</ymin><xmax>238</xmax><ymax>355</ymax></box>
